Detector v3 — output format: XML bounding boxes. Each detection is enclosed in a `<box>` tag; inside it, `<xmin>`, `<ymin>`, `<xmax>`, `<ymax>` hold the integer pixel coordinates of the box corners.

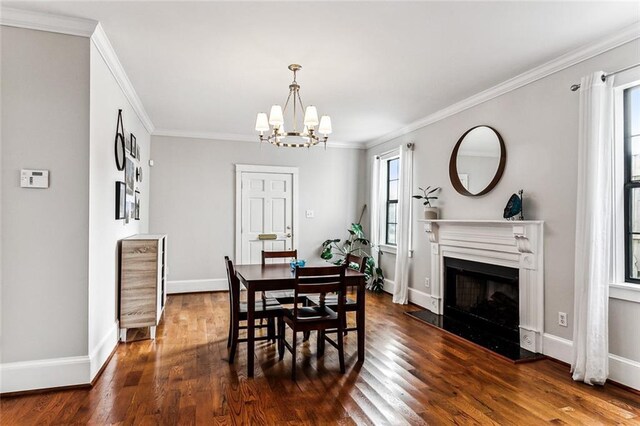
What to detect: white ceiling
<box><xmin>5</xmin><ymin>1</ymin><xmax>640</xmax><ymax>146</ymax></box>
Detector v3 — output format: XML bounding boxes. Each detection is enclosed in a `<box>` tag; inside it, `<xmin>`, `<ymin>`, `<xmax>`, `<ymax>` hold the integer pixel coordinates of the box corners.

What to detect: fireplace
<box><xmin>444</xmin><ymin>257</ymin><xmax>520</xmax><ymax>345</ymax></box>
<box><xmin>419</xmin><ymin>220</ymin><xmax>544</xmax><ymax>355</ymax></box>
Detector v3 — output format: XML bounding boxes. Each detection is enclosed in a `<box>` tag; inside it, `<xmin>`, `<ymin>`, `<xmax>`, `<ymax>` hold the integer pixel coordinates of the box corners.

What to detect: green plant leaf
<box><xmin>320</xmin><ymin>247</ymin><xmax>333</xmax><ymax>260</ymax></box>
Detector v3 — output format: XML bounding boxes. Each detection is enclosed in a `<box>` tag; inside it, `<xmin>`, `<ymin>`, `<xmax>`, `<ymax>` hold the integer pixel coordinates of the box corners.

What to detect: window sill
<box><xmin>610</xmin><ymin>282</ymin><xmax>640</xmax><ymax>303</ymax></box>
<box><xmin>379</xmin><ymin>244</ymin><xmax>397</xmax><ymax>255</ymax></box>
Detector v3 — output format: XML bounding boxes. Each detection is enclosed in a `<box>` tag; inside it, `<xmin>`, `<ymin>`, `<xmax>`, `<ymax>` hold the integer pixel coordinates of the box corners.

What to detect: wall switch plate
<box><xmin>424</xmin><ymin>277</ymin><xmax>430</xmax><ymax>288</ymax></box>
<box><xmin>305</xmin><ymin>210</ymin><xmax>314</xmax><ymax>218</ymax></box>
<box><xmin>149</xmin><ymin>160</ymin><xmax>154</xmax><ymax>167</ymax></box>
<box><xmin>20</xmin><ymin>169</ymin><xmax>49</xmax><ymax>188</ymax></box>
<box><xmin>558</xmin><ymin>312</ymin><xmax>568</xmax><ymax>327</ymax></box>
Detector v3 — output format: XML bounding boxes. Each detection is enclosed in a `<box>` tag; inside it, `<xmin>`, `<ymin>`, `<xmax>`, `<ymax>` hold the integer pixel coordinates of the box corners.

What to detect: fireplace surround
<box><xmin>420</xmin><ymin>220</ymin><xmax>544</xmax><ymax>353</ymax></box>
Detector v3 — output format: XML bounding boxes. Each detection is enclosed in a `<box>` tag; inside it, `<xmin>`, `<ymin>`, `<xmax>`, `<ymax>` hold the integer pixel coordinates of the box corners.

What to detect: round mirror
<box><xmin>449</xmin><ymin>125</ymin><xmax>506</xmax><ymax>196</ymax></box>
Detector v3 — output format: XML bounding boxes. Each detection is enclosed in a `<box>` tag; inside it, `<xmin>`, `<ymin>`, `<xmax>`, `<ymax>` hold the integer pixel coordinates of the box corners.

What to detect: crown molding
<box><xmin>152</xmin><ymin>128</ymin><xmax>366</xmax><ymax>150</ymax></box>
<box><xmin>366</xmin><ymin>22</ymin><xmax>640</xmax><ymax>149</ymax></box>
<box><xmin>0</xmin><ymin>7</ymin><xmax>97</xmax><ymax>37</ymax></box>
<box><xmin>91</xmin><ymin>23</ymin><xmax>155</xmax><ymax>134</ymax></box>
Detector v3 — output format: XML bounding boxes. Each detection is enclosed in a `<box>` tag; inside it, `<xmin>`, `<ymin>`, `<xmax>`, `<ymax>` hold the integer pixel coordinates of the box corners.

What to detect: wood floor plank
<box><xmin>2</xmin><ymin>291</ymin><xmax>639</xmax><ymax>425</ymax></box>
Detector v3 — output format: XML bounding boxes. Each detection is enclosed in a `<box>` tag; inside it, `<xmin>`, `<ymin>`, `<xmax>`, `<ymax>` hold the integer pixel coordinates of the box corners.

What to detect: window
<box><xmin>386</xmin><ymin>158</ymin><xmax>399</xmax><ymax>245</ymax></box>
<box><xmin>373</xmin><ymin>151</ymin><xmax>400</xmax><ymax>251</ymax></box>
<box><xmin>623</xmin><ymin>84</ymin><xmax>640</xmax><ymax>282</ymax></box>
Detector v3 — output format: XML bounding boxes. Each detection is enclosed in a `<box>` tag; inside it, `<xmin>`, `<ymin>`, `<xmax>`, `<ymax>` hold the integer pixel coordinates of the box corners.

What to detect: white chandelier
<box><xmin>255</xmin><ymin>64</ymin><xmax>332</xmax><ymax>148</ymax></box>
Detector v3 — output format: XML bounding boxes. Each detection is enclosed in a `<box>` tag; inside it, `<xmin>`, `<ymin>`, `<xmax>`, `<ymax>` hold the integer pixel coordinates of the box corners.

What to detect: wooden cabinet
<box><xmin>119</xmin><ymin>234</ymin><xmax>167</xmax><ymax>341</ymax></box>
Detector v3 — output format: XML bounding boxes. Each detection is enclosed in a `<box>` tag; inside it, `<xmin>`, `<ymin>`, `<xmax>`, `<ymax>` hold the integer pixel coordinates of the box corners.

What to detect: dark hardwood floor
<box><xmin>2</xmin><ymin>291</ymin><xmax>639</xmax><ymax>425</ymax></box>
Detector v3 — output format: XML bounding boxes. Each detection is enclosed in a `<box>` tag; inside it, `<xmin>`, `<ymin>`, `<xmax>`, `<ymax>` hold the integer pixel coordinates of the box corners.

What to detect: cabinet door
<box><xmin>121</xmin><ymin>240</ymin><xmax>158</xmax><ymax>327</ymax></box>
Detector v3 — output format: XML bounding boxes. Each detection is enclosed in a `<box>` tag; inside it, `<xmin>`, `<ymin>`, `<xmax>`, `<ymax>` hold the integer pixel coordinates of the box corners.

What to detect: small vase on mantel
<box><xmin>424</xmin><ymin>207</ymin><xmax>439</xmax><ymax>220</ymax></box>
<box><xmin>413</xmin><ymin>186</ymin><xmax>442</xmax><ymax>221</ymax></box>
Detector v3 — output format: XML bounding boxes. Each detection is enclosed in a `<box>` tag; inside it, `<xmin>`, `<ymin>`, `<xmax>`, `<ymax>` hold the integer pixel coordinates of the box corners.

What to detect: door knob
<box><xmin>286</xmin><ymin>233</ymin><xmax>292</xmax><ymax>238</ymax></box>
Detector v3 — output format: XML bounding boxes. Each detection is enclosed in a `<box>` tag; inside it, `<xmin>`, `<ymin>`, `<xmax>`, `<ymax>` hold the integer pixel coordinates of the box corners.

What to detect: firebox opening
<box><xmin>444</xmin><ymin>257</ymin><xmax>520</xmax><ymax>345</ymax></box>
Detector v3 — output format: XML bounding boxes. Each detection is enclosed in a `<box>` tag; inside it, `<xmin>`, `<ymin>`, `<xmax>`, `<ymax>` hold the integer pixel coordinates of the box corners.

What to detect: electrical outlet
<box><xmin>424</xmin><ymin>277</ymin><xmax>430</xmax><ymax>288</ymax></box>
<box><xmin>558</xmin><ymin>312</ymin><xmax>568</xmax><ymax>327</ymax></box>
<box><xmin>305</xmin><ymin>210</ymin><xmax>314</xmax><ymax>218</ymax></box>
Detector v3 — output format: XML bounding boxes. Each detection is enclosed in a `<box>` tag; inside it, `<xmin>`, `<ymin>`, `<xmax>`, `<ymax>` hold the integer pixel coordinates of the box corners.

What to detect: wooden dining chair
<box><xmin>262</xmin><ymin>249</ymin><xmax>298</xmax><ymax>303</ymax></box>
<box><xmin>306</xmin><ymin>254</ymin><xmax>368</xmax><ymax>336</ymax></box>
<box><xmin>280</xmin><ymin>264</ymin><xmax>347</xmax><ymax>380</ymax></box>
<box><xmin>225</xmin><ymin>256</ymin><xmax>284</xmax><ymax>363</ymax></box>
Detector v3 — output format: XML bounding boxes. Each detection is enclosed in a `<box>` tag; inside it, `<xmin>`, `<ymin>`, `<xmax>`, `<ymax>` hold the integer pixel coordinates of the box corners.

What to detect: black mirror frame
<box><xmin>449</xmin><ymin>125</ymin><xmax>506</xmax><ymax>197</ymax></box>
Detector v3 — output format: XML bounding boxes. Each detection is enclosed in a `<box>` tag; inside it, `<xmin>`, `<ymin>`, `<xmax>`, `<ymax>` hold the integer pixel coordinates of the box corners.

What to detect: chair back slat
<box><xmin>345</xmin><ymin>253</ymin><xmax>368</xmax><ymax>273</ymax></box>
<box><xmin>262</xmin><ymin>249</ymin><xmax>298</xmax><ymax>265</ymax></box>
<box><xmin>293</xmin><ymin>265</ymin><xmax>346</xmax><ymax>318</ymax></box>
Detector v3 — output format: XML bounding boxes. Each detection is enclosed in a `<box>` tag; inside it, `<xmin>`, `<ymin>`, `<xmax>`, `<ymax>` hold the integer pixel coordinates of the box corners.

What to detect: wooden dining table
<box><xmin>234</xmin><ymin>263</ymin><xmax>367</xmax><ymax>377</ymax></box>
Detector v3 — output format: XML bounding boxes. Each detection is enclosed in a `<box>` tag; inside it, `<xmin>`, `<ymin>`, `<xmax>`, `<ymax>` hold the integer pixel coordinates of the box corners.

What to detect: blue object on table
<box><xmin>290</xmin><ymin>259</ymin><xmax>306</xmax><ymax>270</ymax></box>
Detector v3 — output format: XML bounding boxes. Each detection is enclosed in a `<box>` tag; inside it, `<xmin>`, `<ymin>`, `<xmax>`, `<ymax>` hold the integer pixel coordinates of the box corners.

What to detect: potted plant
<box><xmin>320</xmin><ymin>206</ymin><xmax>385</xmax><ymax>293</ymax></box>
<box><xmin>413</xmin><ymin>186</ymin><xmax>441</xmax><ymax>219</ymax></box>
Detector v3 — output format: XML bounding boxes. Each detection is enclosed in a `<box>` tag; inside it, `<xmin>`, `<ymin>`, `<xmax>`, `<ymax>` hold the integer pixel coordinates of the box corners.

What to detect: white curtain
<box><xmin>571</xmin><ymin>72</ymin><xmax>614</xmax><ymax>385</ymax></box>
<box><xmin>370</xmin><ymin>156</ymin><xmax>380</xmax><ymax>271</ymax></box>
<box><xmin>393</xmin><ymin>144</ymin><xmax>414</xmax><ymax>304</ymax></box>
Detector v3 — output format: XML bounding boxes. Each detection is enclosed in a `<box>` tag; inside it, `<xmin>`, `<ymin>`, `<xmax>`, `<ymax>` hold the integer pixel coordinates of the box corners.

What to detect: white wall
<box><xmin>88</xmin><ymin>42</ymin><xmax>151</xmax><ymax>378</ymax></box>
<box><xmin>365</xmin><ymin>39</ymin><xmax>640</xmax><ymax>384</ymax></box>
<box><xmin>1</xmin><ymin>27</ymin><xmax>90</xmax><ymax>363</ymax></box>
<box><xmin>149</xmin><ymin>136</ymin><xmax>365</xmax><ymax>291</ymax></box>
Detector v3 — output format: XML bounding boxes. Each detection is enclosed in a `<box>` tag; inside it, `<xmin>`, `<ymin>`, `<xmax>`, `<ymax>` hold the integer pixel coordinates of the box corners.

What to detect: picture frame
<box><xmin>131</xmin><ymin>133</ymin><xmax>137</xmax><ymax>159</ymax></box>
<box><xmin>115</xmin><ymin>181</ymin><xmax>126</xmax><ymax>219</ymax></box>
<box><xmin>134</xmin><ymin>191</ymin><xmax>140</xmax><ymax>220</ymax></box>
<box><xmin>125</xmin><ymin>157</ymin><xmax>135</xmax><ymax>221</ymax></box>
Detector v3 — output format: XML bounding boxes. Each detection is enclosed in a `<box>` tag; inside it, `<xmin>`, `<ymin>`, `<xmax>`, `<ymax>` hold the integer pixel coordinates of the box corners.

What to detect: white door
<box><xmin>237</xmin><ymin>169</ymin><xmax>295</xmax><ymax>264</ymax></box>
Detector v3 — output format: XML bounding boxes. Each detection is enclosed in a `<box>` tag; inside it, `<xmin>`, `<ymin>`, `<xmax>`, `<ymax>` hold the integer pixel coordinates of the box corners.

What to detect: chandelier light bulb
<box><xmin>255</xmin><ymin>113</ymin><xmax>269</xmax><ymax>132</ymax></box>
<box><xmin>269</xmin><ymin>105</ymin><xmax>284</xmax><ymax>126</ymax></box>
<box><xmin>303</xmin><ymin>106</ymin><xmax>319</xmax><ymax>127</ymax></box>
<box><xmin>318</xmin><ymin>116</ymin><xmax>332</xmax><ymax>135</ymax></box>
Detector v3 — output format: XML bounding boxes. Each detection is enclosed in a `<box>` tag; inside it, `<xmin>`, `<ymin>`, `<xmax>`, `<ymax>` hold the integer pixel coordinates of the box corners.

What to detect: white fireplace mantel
<box><xmin>418</xmin><ymin>219</ymin><xmax>545</xmax><ymax>353</ymax></box>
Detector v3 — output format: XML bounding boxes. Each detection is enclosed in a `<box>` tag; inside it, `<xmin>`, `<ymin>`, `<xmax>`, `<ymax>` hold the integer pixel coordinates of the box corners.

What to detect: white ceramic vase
<box><xmin>424</xmin><ymin>207</ymin><xmax>439</xmax><ymax>220</ymax></box>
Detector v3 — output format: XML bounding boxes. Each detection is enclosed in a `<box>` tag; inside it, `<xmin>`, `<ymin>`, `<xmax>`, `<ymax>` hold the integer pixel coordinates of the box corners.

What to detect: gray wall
<box><xmin>366</xmin><ymin>39</ymin><xmax>640</xmax><ymax>362</ymax></box>
<box><xmin>88</xmin><ymin>42</ymin><xmax>151</xmax><ymax>364</ymax></box>
<box><xmin>149</xmin><ymin>136</ymin><xmax>365</xmax><ymax>282</ymax></box>
<box><xmin>1</xmin><ymin>27</ymin><xmax>90</xmax><ymax>362</ymax></box>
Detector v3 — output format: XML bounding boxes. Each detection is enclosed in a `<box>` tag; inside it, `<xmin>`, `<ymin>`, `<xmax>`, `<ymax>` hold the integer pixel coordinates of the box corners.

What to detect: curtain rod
<box><xmin>570</xmin><ymin>63</ymin><xmax>640</xmax><ymax>91</ymax></box>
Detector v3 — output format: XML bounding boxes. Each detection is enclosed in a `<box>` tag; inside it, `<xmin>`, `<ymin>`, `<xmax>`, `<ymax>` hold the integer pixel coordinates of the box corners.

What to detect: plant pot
<box><xmin>424</xmin><ymin>207</ymin><xmax>439</xmax><ymax>220</ymax></box>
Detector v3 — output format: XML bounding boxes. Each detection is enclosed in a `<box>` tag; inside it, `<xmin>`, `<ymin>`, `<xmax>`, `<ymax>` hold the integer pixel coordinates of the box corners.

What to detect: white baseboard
<box><xmin>542</xmin><ymin>333</ymin><xmax>573</xmax><ymax>363</ymax></box>
<box><xmin>89</xmin><ymin>321</ymin><xmax>119</xmax><ymax>380</ymax></box>
<box><xmin>610</xmin><ymin>354</ymin><xmax>640</xmax><ymax>390</ymax></box>
<box><xmin>167</xmin><ymin>278</ymin><xmax>227</xmax><ymax>294</ymax></box>
<box><xmin>542</xmin><ymin>333</ymin><xmax>640</xmax><ymax>390</ymax></box>
<box><xmin>383</xmin><ymin>280</ymin><xmax>435</xmax><ymax>310</ymax></box>
<box><xmin>407</xmin><ymin>287</ymin><xmax>432</xmax><ymax>309</ymax></box>
<box><xmin>0</xmin><ymin>355</ymin><xmax>90</xmax><ymax>393</ymax></box>
<box><xmin>383</xmin><ymin>278</ymin><xmax>395</xmax><ymax>294</ymax></box>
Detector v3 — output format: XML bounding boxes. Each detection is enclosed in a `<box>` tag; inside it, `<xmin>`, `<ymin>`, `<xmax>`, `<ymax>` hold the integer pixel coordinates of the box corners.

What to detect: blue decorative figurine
<box><xmin>503</xmin><ymin>190</ymin><xmax>524</xmax><ymax>220</ymax></box>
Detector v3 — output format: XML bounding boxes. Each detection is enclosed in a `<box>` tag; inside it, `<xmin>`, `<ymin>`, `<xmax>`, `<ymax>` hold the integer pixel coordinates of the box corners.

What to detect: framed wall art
<box><xmin>134</xmin><ymin>191</ymin><xmax>140</xmax><ymax>220</ymax></box>
<box><xmin>125</xmin><ymin>157</ymin><xmax>135</xmax><ymax>221</ymax></box>
<box><xmin>131</xmin><ymin>133</ymin><xmax>137</xmax><ymax>159</ymax></box>
<box><xmin>115</xmin><ymin>181</ymin><xmax>126</xmax><ymax>219</ymax></box>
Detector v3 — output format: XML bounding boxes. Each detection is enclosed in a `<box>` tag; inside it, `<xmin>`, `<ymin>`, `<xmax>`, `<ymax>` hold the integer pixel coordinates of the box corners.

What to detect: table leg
<box><xmin>357</xmin><ymin>279</ymin><xmax>365</xmax><ymax>363</ymax></box>
<box><xmin>247</xmin><ymin>286</ymin><xmax>255</xmax><ymax>377</ymax></box>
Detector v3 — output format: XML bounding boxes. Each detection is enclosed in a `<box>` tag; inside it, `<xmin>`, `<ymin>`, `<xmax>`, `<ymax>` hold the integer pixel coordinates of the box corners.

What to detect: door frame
<box><xmin>235</xmin><ymin>164</ymin><xmax>299</xmax><ymax>262</ymax></box>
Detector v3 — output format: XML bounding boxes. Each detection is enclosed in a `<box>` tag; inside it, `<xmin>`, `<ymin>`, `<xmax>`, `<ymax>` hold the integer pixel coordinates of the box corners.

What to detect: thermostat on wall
<box><xmin>20</xmin><ymin>169</ymin><xmax>49</xmax><ymax>188</ymax></box>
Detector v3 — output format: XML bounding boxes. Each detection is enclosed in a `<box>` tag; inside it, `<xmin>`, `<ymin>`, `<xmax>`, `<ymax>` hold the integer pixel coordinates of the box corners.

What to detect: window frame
<box><xmin>612</xmin><ymin>71</ymin><xmax>640</xmax><ymax>303</ymax></box>
<box><xmin>385</xmin><ymin>157</ymin><xmax>400</xmax><ymax>246</ymax></box>
<box><xmin>376</xmin><ymin>150</ymin><xmax>400</xmax><ymax>253</ymax></box>
<box><xmin>623</xmin><ymin>84</ymin><xmax>640</xmax><ymax>284</ymax></box>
